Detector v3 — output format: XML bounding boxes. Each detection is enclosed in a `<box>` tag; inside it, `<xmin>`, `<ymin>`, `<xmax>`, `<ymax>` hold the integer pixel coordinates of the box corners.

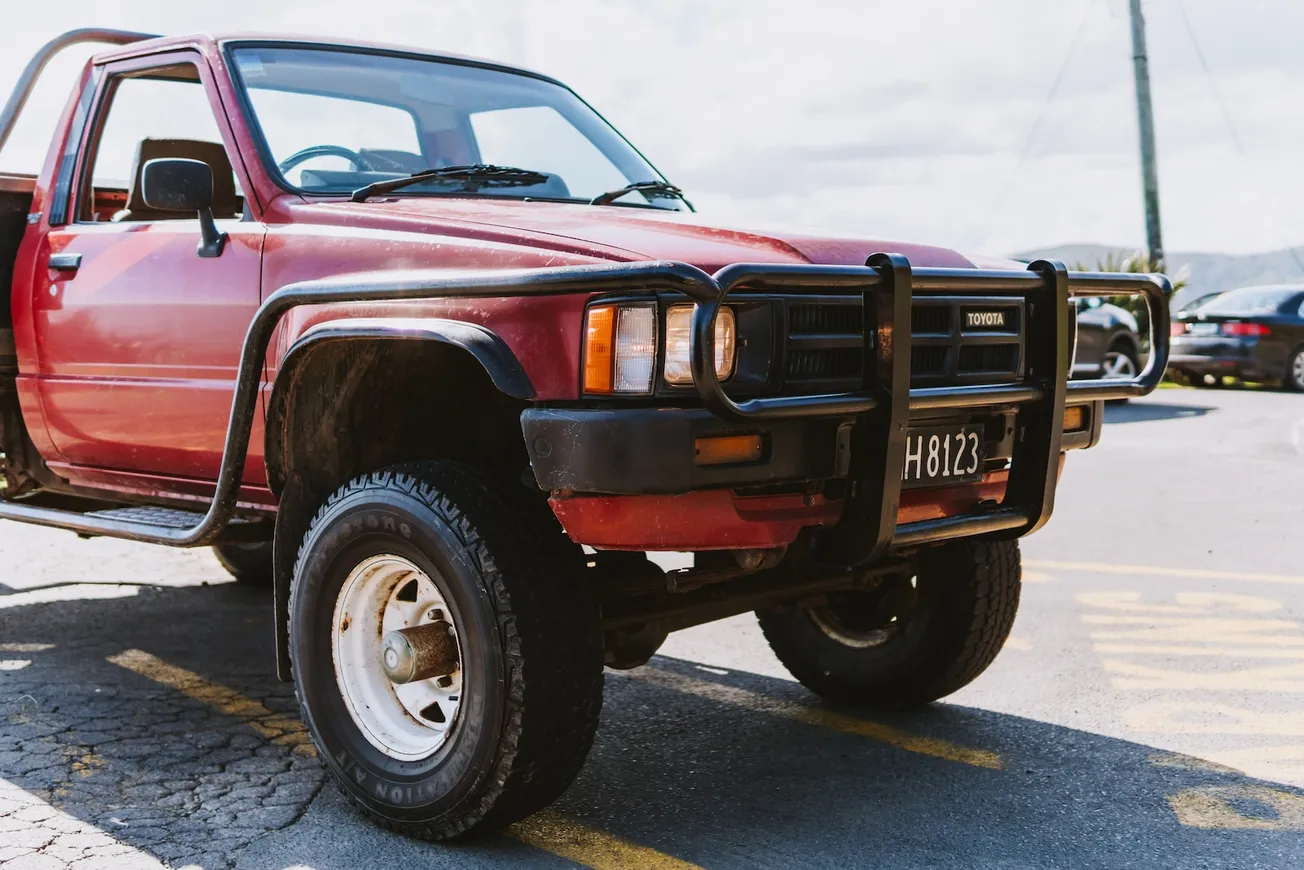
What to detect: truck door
<box><xmin>32</xmin><ymin>52</ymin><xmax>265</xmax><ymax>484</ymax></box>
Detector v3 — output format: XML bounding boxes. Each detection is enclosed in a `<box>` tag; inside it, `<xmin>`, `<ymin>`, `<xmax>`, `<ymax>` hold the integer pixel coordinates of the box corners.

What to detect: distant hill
<box><xmin>1017</xmin><ymin>244</ymin><xmax>1304</xmax><ymax>310</ymax></box>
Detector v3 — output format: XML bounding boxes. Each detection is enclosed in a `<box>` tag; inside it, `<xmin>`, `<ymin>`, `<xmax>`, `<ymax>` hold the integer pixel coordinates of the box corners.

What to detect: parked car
<box><xmin>1173</xmin><ymin>289</ymin><xmax>1225</xmax><ymax>317</ymax></box>
<box><xmin>1071</xmin><ymin>298</ymin><xmax>1142</xmax><ymax>380</ymax></box>
<box><xmin>0</xmin><ymin>30</ymin><xmax>1169</xmax><ymax>840</ymax></box>
<box><xmin>1169</xmin><ymin>284</ymin><xmax>1304</xmax><ymax>389</ymax></box>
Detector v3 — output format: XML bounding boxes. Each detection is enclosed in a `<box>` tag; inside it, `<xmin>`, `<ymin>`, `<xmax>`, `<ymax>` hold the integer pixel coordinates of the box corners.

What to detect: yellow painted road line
<box><xmin>510</xmin><ymin>812</ymin><xmax>703</xmax><ymax>870</ymax></box>
<box><xmin>108</xmin><ymin>650</ymin><xmax>696</xmax><ymax>868</ymax></box>
<box><xmin>1096</xmin><ymin>643</ymin><xmax>1304</xmax><ymax>659</ymax></box>
<box><xmin>626</xmin><ymin>666</ymin><xmax>1002</xmax><ymax>770</ymax></box>
<box><xmin>107</xmin><ymin>649</ymin><xmax>315</xmax><ymax>756</ymax></box>
<box><xmin>1025</xmin><ymin>559</ymin><xmax>1304</xmax><ymax>586</ymax></box>
<box><xmin>0</xmin><ymin>642</ymin><xmax>54</xmax><ymax>652</ymax></box>
<box><xmin>1168</xmin><ymin>784</ymin><xmax>1304</xmax><ymax>831</ymax></box>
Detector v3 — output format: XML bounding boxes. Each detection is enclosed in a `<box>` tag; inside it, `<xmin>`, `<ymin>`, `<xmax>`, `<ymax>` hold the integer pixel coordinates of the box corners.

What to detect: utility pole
<box><xmin>1128</xmin><ymin>0</ymin><xmax>1164</xmax><ymax>267</ymax></box>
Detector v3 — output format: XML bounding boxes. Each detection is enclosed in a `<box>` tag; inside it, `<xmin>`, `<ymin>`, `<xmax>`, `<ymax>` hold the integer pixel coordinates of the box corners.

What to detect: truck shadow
<box><xmin>1</xmin><ymin>581</ymin><xmax>1300</xmax><ymax>869</ymax></box>
<box><xmin>1104</xmin><ymin>399</ymin><xmax>1215</xmax><ymax>425</ymax></box>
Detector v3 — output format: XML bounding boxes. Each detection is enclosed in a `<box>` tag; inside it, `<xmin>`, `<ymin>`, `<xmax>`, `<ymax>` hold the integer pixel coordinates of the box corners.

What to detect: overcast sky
<box><xmin>1</xmin><ymin>0</ymin><xmax>1301</xmax><ymax>258</ymax></box>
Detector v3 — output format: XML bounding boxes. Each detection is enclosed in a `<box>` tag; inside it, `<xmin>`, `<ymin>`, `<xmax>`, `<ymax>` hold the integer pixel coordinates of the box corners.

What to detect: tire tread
<box><xmin>288</xmin><ymin>461</ymin><xmax>602</xmax><ymax>840</ymax></box>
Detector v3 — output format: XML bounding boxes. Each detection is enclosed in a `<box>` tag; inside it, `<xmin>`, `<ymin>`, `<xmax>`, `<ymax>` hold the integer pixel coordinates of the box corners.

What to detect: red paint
<box><xmin>551</xmin><ymin>471</ymin><xmax>1012</xmax><ymax>551</ymax></box>
<box><xmin>6</xmin><ymin>32</ymin><xmax>1021</xmax><ymax>538</ymax></box>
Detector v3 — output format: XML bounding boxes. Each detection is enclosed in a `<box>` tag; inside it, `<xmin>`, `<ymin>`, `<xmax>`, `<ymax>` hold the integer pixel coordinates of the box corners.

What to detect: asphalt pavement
<box><xmin>3</xmin><ymin>385</ymin><xmax>1304</xmax><ymax>869</ymax></box>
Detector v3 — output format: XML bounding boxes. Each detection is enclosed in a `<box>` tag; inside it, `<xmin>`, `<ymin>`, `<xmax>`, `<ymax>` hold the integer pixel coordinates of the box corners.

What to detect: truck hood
<box><xmin>326</xmin><ymin>197</ymin><xmax>977</xmax><ymax>272</ymax></box>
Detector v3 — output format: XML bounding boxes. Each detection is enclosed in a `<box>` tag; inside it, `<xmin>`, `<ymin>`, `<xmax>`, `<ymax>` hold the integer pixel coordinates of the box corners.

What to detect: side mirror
<box><xmin>141</xmin><ymin>158</ymin><xmax>227</xmax><ymax>258</ymax></box>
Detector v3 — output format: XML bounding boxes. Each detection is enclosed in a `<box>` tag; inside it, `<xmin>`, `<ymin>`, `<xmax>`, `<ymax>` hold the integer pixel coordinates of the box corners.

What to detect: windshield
<box><xmin>228</xmin><ymin>45</ymin><xmax>682</xmax><ymax>208</ymax></box>
<box><xmin>1199</xmin><ymin>286</ymin><xmax>1300</xmax><ymax>315</ymax></box>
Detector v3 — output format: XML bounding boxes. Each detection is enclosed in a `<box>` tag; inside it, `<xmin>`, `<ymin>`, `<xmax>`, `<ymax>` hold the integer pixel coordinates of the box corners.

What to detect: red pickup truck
<box><xmin>0</xmin><ymin>29</ymin><xmax>1170</xmax><ymax>839</ymax></box>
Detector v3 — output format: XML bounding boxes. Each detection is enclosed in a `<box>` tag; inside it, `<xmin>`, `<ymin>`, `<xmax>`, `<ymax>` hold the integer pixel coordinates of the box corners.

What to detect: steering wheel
<box><xmin>277</xmin><ymin>145</ymin><xmax>375</xmax><ymax>174</ymax></box>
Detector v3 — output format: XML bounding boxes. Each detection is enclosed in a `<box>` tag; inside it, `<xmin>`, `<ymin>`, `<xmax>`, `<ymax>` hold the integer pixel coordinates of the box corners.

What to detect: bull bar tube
<box><xmin>0</xmin><ymin>256</ymin><xmax>1171</xmax><ymax>557</ymax></box>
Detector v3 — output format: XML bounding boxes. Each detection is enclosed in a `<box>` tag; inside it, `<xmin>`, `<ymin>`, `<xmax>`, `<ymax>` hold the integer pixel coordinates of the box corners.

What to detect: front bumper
<box><xmin>529</xmin><ymin>256</ymin><xmax>1170</xmax><ymax>561</ymax></box>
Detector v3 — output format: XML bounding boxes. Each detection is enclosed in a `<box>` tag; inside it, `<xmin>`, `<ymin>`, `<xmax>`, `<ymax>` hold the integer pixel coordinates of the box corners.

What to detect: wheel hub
<box><xmin>807</xmin><ymin>576</ymin><xmax>918</xmax><ymax>649</ymax></box>
<box><xmin>332</xmin><ymin>555</ymin><xmax>464</xmax><ymax>761</ymax></box>
<box><xmin>381</xmin><ymin>621</ymin><xmax>459</xmax><ymax>684</ymax></box>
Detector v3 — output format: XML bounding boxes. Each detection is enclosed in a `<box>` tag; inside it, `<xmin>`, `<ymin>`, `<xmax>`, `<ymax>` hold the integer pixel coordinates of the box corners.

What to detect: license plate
<box><xmin>901</xmin><ymin>425</ymin><xmax>984</xmax><ymax>489</ymax></box>
<box><xmin>1189</xmin><ymin>322</ymin><xmax>1219</xmax><ymax>336</ymax></box>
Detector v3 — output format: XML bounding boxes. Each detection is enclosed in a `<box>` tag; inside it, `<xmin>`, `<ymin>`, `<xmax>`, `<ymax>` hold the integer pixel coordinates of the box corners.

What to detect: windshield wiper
<box><xmin>351</xmin><ymin>164</ymin><xmax>550</xmax><ymax>202</ymax></box>
<box><xmin>590</xmin><ymin>180</ymin><xmax>692</xmax><ymax>208</ymax></box>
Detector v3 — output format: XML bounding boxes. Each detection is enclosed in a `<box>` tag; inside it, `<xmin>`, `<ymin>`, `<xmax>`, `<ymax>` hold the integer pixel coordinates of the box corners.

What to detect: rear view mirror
<box><xmin>141</xmin><ymin>158</ymin><xmax>227</xmax><ymax>258</ymax></box>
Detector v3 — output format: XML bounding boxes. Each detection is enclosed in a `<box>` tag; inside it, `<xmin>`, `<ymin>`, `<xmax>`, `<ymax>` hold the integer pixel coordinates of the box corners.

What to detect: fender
<box><xmin>263</xmin><ymin>316</ymin><xmax>535</xmax><ymax>495</ymax></box>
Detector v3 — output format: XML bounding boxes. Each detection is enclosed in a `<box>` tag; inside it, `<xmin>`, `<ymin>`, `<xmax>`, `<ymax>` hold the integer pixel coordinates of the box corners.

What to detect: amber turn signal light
<box><xmin>1063</xmin><ymin>404</ymin><xmax>1088</xmax><ymax>433</ymax></box>
<box><xmin>694</xmin><ymin>434</ymin><xmax>764</xmax><ymax>466</ymax></box>
<box><xmin>583</xmin><ymin>305</ymin><xmax>616</xmax><ymax>393</ymax></box>
<box><xmin>583</xmin><ymin>303</ymin><xmax>656</xmax><ymax>394</ymax></box>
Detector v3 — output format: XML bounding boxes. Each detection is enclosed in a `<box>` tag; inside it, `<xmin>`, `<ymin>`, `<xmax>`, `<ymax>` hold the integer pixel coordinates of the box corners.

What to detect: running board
<box><xmin>0</xmin><ymin>501</ymin><xmax>269</xmax><ymax>547</ymax></box>
<box><xmin>86</xmin><ymin>506</ymin><xmax>265</xmax><ymax>536</ymax></box>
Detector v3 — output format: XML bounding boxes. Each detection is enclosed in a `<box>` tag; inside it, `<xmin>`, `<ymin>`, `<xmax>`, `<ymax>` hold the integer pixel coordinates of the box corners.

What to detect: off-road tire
<box><xmin>212</xmin><ymin>541</ymin><xmax>274</xmax><ymax>586</ymax></box>
<box><xmin>758</xmin><ymin>539</ymin><xmax>1021</xmax><ymax>709</ymax></box>
<box><xmin>288</xmin><ymin>461</ymin><xmax>603</xmax><ymax>840</ymax></box>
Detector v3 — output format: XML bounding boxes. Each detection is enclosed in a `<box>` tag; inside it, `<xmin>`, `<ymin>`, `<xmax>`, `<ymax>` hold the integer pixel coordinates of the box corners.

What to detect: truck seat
<box><xmin>113</xmin><ymin>138</ymin><xmax>243</xmax><ymax>221</ymax></box>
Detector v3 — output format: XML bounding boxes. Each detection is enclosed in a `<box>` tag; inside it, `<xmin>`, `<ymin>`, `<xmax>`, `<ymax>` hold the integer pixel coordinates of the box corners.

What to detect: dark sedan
<box><xmin>1072</xmin><ymin>298</ymin><xmax>1142</xmax><ymax>380</ymax></box>
<box><xmin>1169</xmin><ymin>284</ymin><xmax>1304</xmax><ymax>389</ymax></box>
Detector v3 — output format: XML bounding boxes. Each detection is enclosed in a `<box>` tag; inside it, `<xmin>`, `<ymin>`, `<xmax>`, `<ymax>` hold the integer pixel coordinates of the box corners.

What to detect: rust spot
<box><xmin>341</xmin><ymin>614</ymin><xmax>352</xmax><ymax>633</ymax></box>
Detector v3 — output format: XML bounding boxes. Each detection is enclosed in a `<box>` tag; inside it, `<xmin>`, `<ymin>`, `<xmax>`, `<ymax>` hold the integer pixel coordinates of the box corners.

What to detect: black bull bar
<box><xmin>0</xmin><ymin>255</ymin><xmax>1170</xmax><ymax>556</ymax></box>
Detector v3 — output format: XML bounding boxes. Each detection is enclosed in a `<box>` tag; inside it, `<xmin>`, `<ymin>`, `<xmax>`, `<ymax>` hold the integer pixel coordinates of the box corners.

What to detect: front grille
<box><xmin>790</xmin><ymin>303</ymin><xmax>863</xmax><ymax>335</ymax></box>
<box><xmin>778</xmin><ymin>293</ymin><xmax>1025</xmax><ymax>393</ymax></box>
<box><xmin>911</xmin><ymin>345</ymin><xmax>950</xmax><ymax>376</ymax></box>
<box><xmin>912</xmin><ymin>305</ymin><xmax>951</xmax><ymax>335</ymax></box>
<box><xmin>957</xmin><ymin>343</ymin><xmax>1020</xmax><ymax>375</ymax></box>
<box><xmin>787</xmin><ymin>348</ymin><xmax>862</xmax><ymax>381</ymax></box>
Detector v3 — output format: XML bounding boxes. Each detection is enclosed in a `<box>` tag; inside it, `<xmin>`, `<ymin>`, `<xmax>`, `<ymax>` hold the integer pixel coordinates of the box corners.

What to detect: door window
<box><xmin>80</xmin><ymin>64</ymin><xmax>242</xmax><ymax>221</ymax></box>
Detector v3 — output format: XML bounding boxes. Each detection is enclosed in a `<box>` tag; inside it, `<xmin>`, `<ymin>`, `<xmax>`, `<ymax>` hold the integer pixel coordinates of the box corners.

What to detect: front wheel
<box><xmin>289</xmin><ymin>462</ymin><xmax>603</xmax><ymax>840</ymax></box>
<box><xmin>758</xmin><ymin>539</ymin><xmax>1021</xmax><ymax>709</ymax></box>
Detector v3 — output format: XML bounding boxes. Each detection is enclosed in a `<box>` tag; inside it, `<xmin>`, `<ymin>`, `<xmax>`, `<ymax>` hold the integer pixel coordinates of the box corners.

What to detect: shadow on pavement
<box><xmin>1105</xmin><ymin>400</ymin><xmax>1215</xmax><ymax>425</ymax></box>
<box><xmin>2</xmin><ymin>581</ymin><xmax>1301</xmax><ymax>869</ymax></box>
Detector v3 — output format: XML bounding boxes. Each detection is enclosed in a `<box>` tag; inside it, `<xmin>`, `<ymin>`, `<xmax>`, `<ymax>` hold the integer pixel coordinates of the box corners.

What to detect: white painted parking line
<box><xmin>0</xmin><ymin>777</ymin><xmax>165</xmax><ymax>868</ymax></box>
<box><xmin>0</xmin><ymin>585</ymin><xmax>139</xmax><ymax>609</ymax></box>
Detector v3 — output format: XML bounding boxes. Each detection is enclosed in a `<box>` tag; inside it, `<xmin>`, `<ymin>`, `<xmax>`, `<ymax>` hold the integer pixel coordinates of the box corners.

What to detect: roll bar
<box><xmin>0</xmin><ymin>28</ymin><xmax>157</xmax><ymax>155</ymax></box>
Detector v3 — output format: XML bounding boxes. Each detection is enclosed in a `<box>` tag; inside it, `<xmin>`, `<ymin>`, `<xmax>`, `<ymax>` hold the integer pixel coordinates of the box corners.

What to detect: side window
<box><xmin>80</xmin><ymin>64</ymin><xmax>242</xmax><ymax>222</ymax></box>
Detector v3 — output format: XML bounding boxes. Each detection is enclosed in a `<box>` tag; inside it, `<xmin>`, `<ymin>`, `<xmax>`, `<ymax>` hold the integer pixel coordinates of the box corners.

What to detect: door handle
<box><xmin>49</xmin><ymin>252</ymin><xmax>82</xmax><ymax>272</ymax></box>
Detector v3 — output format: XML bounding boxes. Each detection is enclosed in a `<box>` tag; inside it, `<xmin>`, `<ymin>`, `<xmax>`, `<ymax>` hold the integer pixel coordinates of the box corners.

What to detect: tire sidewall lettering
<box><xmin>291</xmin><ymin>487</ymin><xmax>508</xmax><ymax>820</ymax></box>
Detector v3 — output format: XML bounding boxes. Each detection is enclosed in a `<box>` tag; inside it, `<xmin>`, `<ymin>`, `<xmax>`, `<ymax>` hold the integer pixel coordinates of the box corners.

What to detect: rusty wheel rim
<box><xmin>331</xmin><ymin>554</ymin><xmax>464</xmax><ymax>761</ymax></box>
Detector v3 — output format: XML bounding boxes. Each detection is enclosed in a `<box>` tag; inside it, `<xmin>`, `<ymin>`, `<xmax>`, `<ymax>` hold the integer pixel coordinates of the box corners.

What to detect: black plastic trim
<box><xmin>522</xmin><ymin>408</ymin><xmax>838</xmax><ymax>494</ymax></box>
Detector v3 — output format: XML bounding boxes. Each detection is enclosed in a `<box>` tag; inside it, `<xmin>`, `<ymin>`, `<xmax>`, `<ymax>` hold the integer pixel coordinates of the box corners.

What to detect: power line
<box><xmin>980</xmin><ymin>0</ymin><xmax>1095</xmax><ymax>252</ymax></box>
<box><xmin>1175</xmin><ymin>0</ymin><xmax>1304</xmax><ymax>277</ymax></box>
<box><xmin>1174</xmin><ymin>0</ymin><xmax>1245</xmax><ymax>155</ymax></box>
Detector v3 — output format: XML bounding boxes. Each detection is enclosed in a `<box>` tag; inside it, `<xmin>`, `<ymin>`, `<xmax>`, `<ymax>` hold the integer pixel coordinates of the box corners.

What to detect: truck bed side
<box><xmin>0</xmin><ymin>173</ymin><xmax>34</xmax><ymax>375</ymax></box>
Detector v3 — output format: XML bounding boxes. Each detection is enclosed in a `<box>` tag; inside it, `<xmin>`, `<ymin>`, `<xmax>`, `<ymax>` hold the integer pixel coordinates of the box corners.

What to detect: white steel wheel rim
<box><xmin>1292</xmin><ymin>352</ymin><xmax>1304</xmax><ymax>388</ymax></box>
<box><xmin>807</xmin><ymin>605</ymin><xmax>896</xmax><ymax>649</ymax></box>
<box><xmin>332</xmin><ymin>554</ymin><xmax>464</xmax><ymax>761</ymax></box>
<box><xmin>1103</xmin><ymin>351</ymin><xmax>1137</xmax><ymax>379</ymax></box>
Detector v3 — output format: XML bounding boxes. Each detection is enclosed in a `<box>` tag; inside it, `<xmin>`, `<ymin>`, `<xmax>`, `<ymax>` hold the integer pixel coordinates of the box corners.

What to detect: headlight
<box><xmin>664</xmin><ymin>304</ymin><xmax>736</xmax><ymax>385</ymax></box>
<box><xmin>583</xmin><ymin>303</ymin><xmax>656</xmax><ymax>394</ymax></box>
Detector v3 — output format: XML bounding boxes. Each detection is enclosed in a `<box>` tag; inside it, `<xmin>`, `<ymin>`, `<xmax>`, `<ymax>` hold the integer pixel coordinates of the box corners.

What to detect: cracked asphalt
<box><xmin>4</xmin><ymin>387</ymin><xmax>1304</xmax><ymax>868</ymax></box>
